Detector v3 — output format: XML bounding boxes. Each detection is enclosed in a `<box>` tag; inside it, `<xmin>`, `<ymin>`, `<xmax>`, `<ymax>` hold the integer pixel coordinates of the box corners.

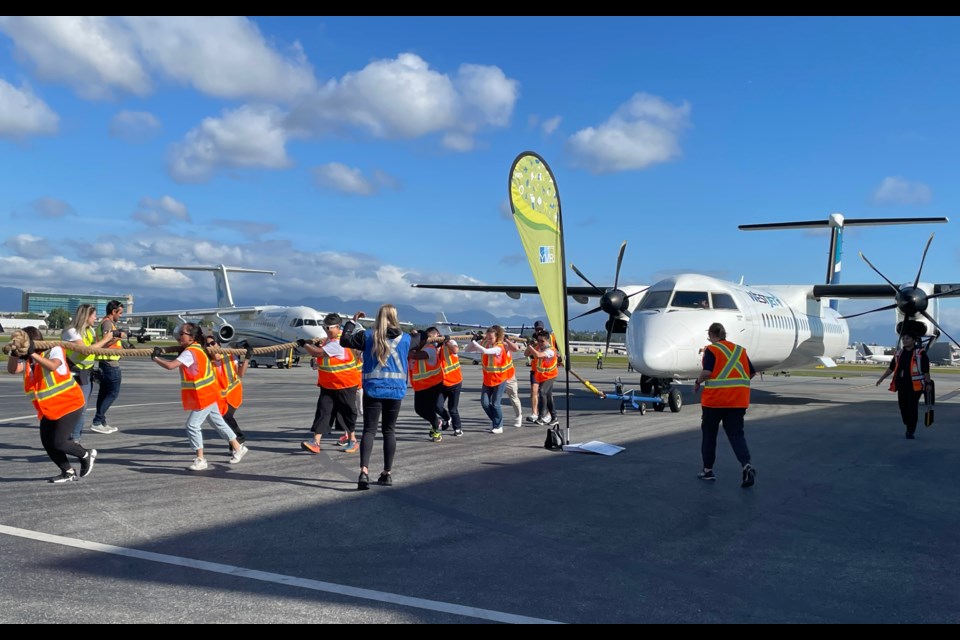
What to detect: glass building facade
<box><xmin>22</xmin><ymin>292</ymin><xmax>134</xmax><ymax>317</ymax></box>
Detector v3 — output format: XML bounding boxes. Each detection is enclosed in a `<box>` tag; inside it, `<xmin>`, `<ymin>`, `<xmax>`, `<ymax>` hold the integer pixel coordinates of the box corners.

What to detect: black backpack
<box><xmin>544</xmin><ymin>425</ymin><xmax>564</xmax><ymax>451</ymax></box>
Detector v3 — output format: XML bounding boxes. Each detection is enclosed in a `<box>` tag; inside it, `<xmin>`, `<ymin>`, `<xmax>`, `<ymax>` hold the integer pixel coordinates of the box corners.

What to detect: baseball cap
<box><xmin>534</xmin><ymin>320</ymin><xmax>544</xmax><ymax>329</ymax></box>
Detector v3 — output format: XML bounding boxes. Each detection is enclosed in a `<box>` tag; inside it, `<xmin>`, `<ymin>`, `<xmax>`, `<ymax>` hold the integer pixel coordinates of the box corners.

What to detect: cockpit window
<box><xmin>671</xmin><ymin>291</ymin><xmax>710</xmax><ymax>309</ymax></box>
<box><xmin>637</xmin><ymin>290</ymin><xmax>672</xmax><ymax>310</ymax></box>
<box><xmin>711</xmin><ymin>293</ymin><xmax>739</xmax><ymax>310</ymax></box>
<box><xmin>303</xmin><ymin>319</ymin><xmax>317</xmax><ymax>326</ymax></box>
<box><xmin>291</xmin><ymin>318</ymin><xmax>303</xmax><ymax>327</ymax></box>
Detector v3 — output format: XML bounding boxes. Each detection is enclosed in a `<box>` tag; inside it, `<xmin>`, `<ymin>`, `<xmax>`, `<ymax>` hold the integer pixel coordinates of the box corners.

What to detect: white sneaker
<box><xmin>490</xmin><ymin>426</ymin><xmax>504</xmax><ymax>434</ymax></box>
<box><xmin>105</xmin><ymin>425</ymin><xmax>118</xmax><ymax>433</ymax></box>
<box><xmin>90</xmin><ymin>424</ymin><xmax>112</xmax><ymax>435</ymax></box>
<box><xmin>525</xmin><ymin>415</ymin><xmax>538</xmax><ymax>423</ymax></box>
<box><xmin>188</xmin><ymin>457</ymin><xmax>208</xmax><ymax>471</ymax></box>
<box><xmin>513</xmin><ymin>416</ymin><xmax>523</xmax><ymax>428</ymax></box>
<box><xmin>229</xmin><ymin>444</ymin><xmax>248</xmax><ymax>464</ymax></box>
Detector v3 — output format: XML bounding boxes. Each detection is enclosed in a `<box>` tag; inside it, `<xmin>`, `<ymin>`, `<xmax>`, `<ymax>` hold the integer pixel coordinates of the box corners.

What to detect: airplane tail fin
<box><xmin>151</xmin><ymin>264</ymin><xmax>276</xmax><ymax>308</ymax></box>
<box><xmin>739</xmin><ymin>213</ymin><xmax>949</xmax><ymax>311</ymax></box>
<box><xmin>435</xmin><ymin>312</ymin><xmax>451</xmax><ymax>335</ymax></box>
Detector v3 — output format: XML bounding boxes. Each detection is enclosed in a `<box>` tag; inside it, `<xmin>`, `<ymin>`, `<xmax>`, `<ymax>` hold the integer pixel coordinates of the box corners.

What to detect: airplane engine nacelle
<box><xmin>214</xmin><ymin>323</ymin><xmax>235</xmax><ymax>342</ymax></box>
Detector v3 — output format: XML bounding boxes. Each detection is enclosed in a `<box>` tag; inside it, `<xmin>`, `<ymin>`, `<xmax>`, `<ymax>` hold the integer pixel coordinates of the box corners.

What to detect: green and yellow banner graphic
<box><xmin>508</xmin><ymin>151</ymin><xmax>567</xmax><ymax>359</ymax></box>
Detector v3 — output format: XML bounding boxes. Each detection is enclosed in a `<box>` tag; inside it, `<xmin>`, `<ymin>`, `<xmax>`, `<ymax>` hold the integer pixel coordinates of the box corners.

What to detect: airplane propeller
<box><xmin>570</xmin><ymin>240</ymin><xmax>648</xmax><ymax>356</ymax></box>
<box><xmin>840</xmin><ymin>233</ymin><xmax>960</xmax><ymax>349</ymax></box>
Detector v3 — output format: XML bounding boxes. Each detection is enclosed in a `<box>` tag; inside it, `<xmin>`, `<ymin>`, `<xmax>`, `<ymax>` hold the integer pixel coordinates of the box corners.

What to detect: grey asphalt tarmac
<box><xmin>0</xmin><ymin>361</ymin><xmax>958</xmax><ymax>623</ymax></box>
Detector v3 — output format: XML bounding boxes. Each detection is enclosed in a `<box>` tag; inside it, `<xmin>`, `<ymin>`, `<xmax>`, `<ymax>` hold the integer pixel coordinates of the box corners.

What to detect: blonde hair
<box><xmin>488</xmin><ymin>325</ymin><xmax>505</xmax><ymax>343</ymax></box>
<box><xmin>68</xmin><ymin>304</ymin><xmax>96</xmax><ymax>333</ymax></box>
<box><xmin>372</xmin><ymin>304</ymin><xmax>400</xmax><ymax>366</ymax></box>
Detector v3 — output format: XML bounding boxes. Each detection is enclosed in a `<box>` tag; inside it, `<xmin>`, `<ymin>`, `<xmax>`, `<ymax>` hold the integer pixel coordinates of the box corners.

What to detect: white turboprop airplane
<box><xmin>414</xmin><ymin>214</ymin><xmax>960</xmax><ymax>412</ymax></box>
<box><xmin>125</xmin><ymin>265</ymin><xmax>364</xmax><ymax>368</ymax></box>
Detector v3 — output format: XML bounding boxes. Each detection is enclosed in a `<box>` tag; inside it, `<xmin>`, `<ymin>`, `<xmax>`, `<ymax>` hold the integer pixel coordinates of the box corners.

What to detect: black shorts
<box><xmin>529</xmin><ymin>370</ymin><xmax>537</xmax><ymax>386</ymax></box>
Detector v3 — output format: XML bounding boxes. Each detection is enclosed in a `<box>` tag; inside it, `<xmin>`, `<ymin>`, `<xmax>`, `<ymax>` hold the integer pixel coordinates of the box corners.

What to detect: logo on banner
<box><xmin>539</xmin><ymin>245</ymin><xmax>555</xmax><ymax>264</ymax></box>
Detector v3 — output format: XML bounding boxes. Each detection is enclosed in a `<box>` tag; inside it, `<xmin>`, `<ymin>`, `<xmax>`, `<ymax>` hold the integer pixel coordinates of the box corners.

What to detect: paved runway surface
<box><xmin>1</xmin><ymin>361</ymin><xmax>958</xmax><ymax>623</ymax></box>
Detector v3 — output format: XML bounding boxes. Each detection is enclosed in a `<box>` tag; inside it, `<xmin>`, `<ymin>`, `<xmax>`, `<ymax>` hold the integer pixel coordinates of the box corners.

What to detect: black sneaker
<box><xmin>80</xmin><ymin>449</ymin><xmax>97</xmax><ymax>478</ymax></box>
<box><xmin>49</xmin><ymin>470</ymin><xmax>78</xmax><ymax>484</ymax></box>
<box><xmin>357</xmin><ymin>472</ymin><xmax>370</xmax><ymax>491</ymax></box>
<box><xmin>698</xmin><ymin>469</ymin><xmax>716</xmax><ymax>481</ymax></box>
<box><xmin>440</xmin><ymin>419</ymin><xmax>450</xmax><ymax>431</ymax></box>
<box><xmin>741</xmin><ymin>464</ymin><xmax>756</xmax><ymax>488</ymax></box>
<box><xmin>905</xmin><ymin>431</ymin><xmax>916</xmax><ymax>439</ymax></box>
<box><xmin>377</xmin><ymin>472</ymin><xmax>392</xmax><ymax>486</ymax></box>
<box><xmin>453</xmin><ymin>428</ymin><xmax>463</xmax><ymax>437</ymax></box>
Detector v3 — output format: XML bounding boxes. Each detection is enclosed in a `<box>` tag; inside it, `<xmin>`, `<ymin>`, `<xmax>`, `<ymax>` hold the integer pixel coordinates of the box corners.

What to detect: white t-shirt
<box><xmin>44</xmin><ymin>346</ymin><xmax>70</xmax><ymax>376</ymax></box>
<box><xmin>176</xmin><ymin>347</ymin><xmax>200</xmax><ymax>377</ymax></box>
<box><xmin>62</xmin><ymin>328</ymin><xmax>83</xmax><ymax>342</ymax></box>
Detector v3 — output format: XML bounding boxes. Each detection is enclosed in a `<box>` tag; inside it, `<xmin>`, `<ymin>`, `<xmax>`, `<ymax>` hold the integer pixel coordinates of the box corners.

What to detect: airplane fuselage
<box><xmin>627</xmin><ymin>274</ymin><xmax>850</xmax><ymax>379</ymax></box>
<box><xmin>224</xmin><ymin>305</ymin><xmax>328</xmax><ymax>351</ymax></box>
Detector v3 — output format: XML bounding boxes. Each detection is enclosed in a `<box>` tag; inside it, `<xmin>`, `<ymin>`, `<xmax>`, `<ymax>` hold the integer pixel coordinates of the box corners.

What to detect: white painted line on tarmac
<box><xmin>0</xmin><ymin>524</ymin><xmax>562</xmax><ymax>624</ymax></box>
<box><xmin>0</xmin><ymin>415</ymin><xmax>39</xmax><ymax>424</ymax></box>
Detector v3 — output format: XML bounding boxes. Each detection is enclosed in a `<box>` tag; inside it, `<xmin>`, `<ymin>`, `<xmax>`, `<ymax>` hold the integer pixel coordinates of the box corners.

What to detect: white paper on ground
<box><xmin>562</xmin><ymin>441</ymin><xmax>625</xmax><ymax>455</ymax></box>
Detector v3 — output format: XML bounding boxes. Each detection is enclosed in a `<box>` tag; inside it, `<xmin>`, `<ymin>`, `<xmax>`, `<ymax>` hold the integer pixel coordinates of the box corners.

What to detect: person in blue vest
<box><xmin>340</xmin><ymin>303</ymin><xmax>421</xmax><ymax>490</ymax></box>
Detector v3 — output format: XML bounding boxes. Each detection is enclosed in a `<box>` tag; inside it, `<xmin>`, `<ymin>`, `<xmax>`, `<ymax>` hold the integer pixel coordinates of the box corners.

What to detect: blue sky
<box><xmin>1</xmin><ymin>16</ymin><xmax>958</xmax><ymax>344</ymax></box>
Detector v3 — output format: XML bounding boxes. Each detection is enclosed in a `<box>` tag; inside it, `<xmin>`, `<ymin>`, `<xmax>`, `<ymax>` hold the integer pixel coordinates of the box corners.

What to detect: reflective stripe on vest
<box><xmin>889</xmin><ymin>348</ymin><xmax>925</xmax><ymax>392</ymax></box>
<box><xmin>439</xmin><ymin>344</ymin><xmax>462</xmax><ymax>386</ymax></box>
<box><xmin>97</xmin><ymin>322</ymin><xmax>122</xmax><ymax>361</ymax></box>
<box><xmin>24</xmin><ymin>351</ymin><xmax>84</xmax><ymax>420</ymax></box>
<box><xmin>481</xmin><ymin>342</ymin><xmax>514</xmax><ymax>386</ymax></box>
<box><xmin>316</xmin><ymin>339</ymin><xmax>361</xmax><ymax>389</ymax></box>
<box><xmin>66</xmin><ymin>327</ymin><xmax>97</xmax><ymax>370</ymax></box>
<box><xmin>410</xmin><ymin>345</ymin><xmax>443</xmax><ymax>391</ymax></box>
<box><xmin>534</xmin><ymin>352</ymin><xmax>559</xmax><ymax>383</ymax></box>
<box><xmin>701</xmin><ymin>341</ymin><xmax>751</xmax><ymax>408</ymax></box>
<box><xmin>221</xmin><ymin>355</ymin><xmax>243</xmax><ymax>407</ymax></box>
<box><xmin>364</xmin><ymin>334</ymin><xmax>406</xmax><ymax>381</ymax></box>
<box><xmin>180</xmin><ymin>344</ymin><xmax>219</xmax><ymax>410</ymax></box>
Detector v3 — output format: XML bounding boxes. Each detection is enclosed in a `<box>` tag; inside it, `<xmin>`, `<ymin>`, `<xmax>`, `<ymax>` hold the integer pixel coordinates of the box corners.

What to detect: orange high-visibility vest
<box><xmin>700</xmin><ymin>340</ymin><xmax>752</xmax><ymax>409</ymax></box>
<box><xmin>315</xmin><ymin>339</ymin><xmax>361</xmax><ymax>389</ymax></box>
<box><xmin>23</xmin><ymin>349</ymin><xmax>85</xmax><ymax>420</ymax></box>
<box><xmin>180</xmin><ymin>343</ymin><xmax>220</xmax><ymax>410</ymax></box>
<box><xmin>409</xmin><ymin>345</ymin><xmax>443</xmax><ymax>391</ymax></box>
<box><xmin>214</xmin><ymin>354</ymin><xmax>243</xmax><ymax>413</ymax></box>
<box><xmin>888</xmin><ymin>348</ymin><xmax>925</xmax><ymax>392</ymax></box>
<box><xmin>481</xmin><ymin>342</ymin><xmax>514</xmax><ymax>387</ymax></box>
<box><xmin>439</xmin><ymin>343</ymin><xmax>462</xmax><ymax>386</ymax></box>
<box><xmin>534</xmin><ymin>350</ymin><xmax>559</xmax><ymax>383</ymax></box>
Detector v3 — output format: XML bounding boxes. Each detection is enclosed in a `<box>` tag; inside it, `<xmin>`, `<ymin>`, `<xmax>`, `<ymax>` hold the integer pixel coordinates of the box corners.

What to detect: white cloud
<box><xmin>210</xmin><ymin>219</ymin><xmax>278</xmax><ymax>240</ymax></box>
<box><xmin>109</xmin><ymin>110</ymin><xmax>161</xmax><ymax>142</ymax></box>
<box><xmin>0</xmin><ymin>78</ymin><xmax>58</xmax><ymax>140</ymax></box>
<box><xmin>3</xmin><ymin>233</ymin><xmax>52</xmax><ymax>258</ymax></box>
<box><xmin>0</xmin><ymin>16</ymin><xmax>150</xmax><ymax>99</ymax></box>
<box><xmin>312</xmin><ymin>163</ymin><xmax>376</xmax><ymax>196</ymax></box>
<box><xmin>287</xmin><ymin>53</ymin><xmax>518</xmax><ymax>150</ymax></box>
<box><xmin>167</xmin><ymin>105</ymin><xmax>292</xmax><ymax>183</ymax></box>
<box><xmin>542</xmin><ymin>115</ymin><xmax>562</xmax><ymax>135</ymax></box>
<box><xmin>123</xmin><ymin>16</ymin><xmax>316</xmax><ymax>102</ymax></box>
<box><xmin>132</xmin><ymin>195</ymin><xmax>190</xmax><ymax>226</ymax></box>
<box><xmin>12</xmin><ymin>197</ymin><xmax>75</xmax><ymax>219</ymax></box>
<box><xmin>871</xmin><ymin>176</ymin><xmax>932</xmax><ymax>206</ymax></box>
<box><xmin>566</xmin><ymin>92</ymin><xmax>691</xmax><ymax>174</ymax></box>
<box><xmin>0</xmin><ymin>16</ymin><xmax>316</xmax><ymax>102</ymax></box>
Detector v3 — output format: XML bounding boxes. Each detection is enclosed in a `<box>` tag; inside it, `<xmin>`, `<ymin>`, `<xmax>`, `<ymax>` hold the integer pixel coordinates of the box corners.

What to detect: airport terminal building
<box><xmin>22</xmin><ymin>291</ymin><xmax>134</xmax><ymax>316</ymax></box>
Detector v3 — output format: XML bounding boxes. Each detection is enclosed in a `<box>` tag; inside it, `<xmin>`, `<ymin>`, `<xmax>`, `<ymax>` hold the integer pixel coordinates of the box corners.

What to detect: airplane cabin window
<box><xmin>638</xmin><ymin>291</ymin><xmax>671</xmax><ymax>309</ymax></box>
<box><xmin>711</xmin><ymin>293</ymin><xmax>739</xmax><ymax>310</ymax></box>
<box><xmin>671</xmin><ymin>291</ymin><xmax>710</xmax><ymax>309</ymax></box>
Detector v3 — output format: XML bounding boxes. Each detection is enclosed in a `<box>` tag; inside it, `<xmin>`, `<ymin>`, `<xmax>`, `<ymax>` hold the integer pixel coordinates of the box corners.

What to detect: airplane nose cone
<box><xmin>633</xmin><ymin>337</ymin><xmax>676</xmax><ymax>375</ymax></box>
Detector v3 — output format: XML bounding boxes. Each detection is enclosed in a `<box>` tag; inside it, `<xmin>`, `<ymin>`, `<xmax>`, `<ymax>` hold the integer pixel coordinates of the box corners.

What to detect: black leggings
<box><xmin>223</xmin><ymin>405</ymin><xmax>245</xmax><ymax>443</ymax></box>
<box><xmin>40</xmin><ymin>407</ymin><xmax>87</xmax><ymax>473</ymax></box>
<box><xmin>537</xmin><ymin>378</ymin><xmax>556</xmax><ymax>419</ymax></box>
<box><xmin>360</xmin><ymin>396</ymin><xmax>401</xmax><ymax>471</ymax></box>
<box><xmin>897</xmin><ymin>388</ymin><xmax>923</xmax><ymax>434</ymax></box>
<box><xmin>414</xmin><ymin>384</ymin><xmax>442</xmax><ymax>430</ymax></box>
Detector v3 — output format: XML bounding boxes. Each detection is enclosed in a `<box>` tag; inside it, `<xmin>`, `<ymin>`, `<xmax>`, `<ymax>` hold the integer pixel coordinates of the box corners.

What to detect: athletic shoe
<box><xmin>90</xmin><ymin>424</ymin><xmax>112</xmax><ymax>435</ymax></box>
<box><xmin>905</xmin><ymin>431</ymin><xmax>916</xmax><ymax>440</ymax></box>
<box><xmin>49</xmin><ymin>470</ymin><xmax>78</xmax><ymax>484</ymax></box>
<box><xmin>698</xmin><ymin>469</ymin><xmax>716</xmax><ymax>481</ymax></box>
<box><xmin>343</xmin><ymin>440</ymin><xmax>360</xmax><ymax>453</ymax></box>
<box><xmin>105</xmin><ymin>425</ymin><xmax>118</xmax><ymax>434</ymax></box>
<box><xmin>188</xmin><ymin>457</ymin><xmax>208</xmax><ymax>471</ymax></box>
<box><xmin>533</xmin><ymin>416</ymin><xmax>547</xmax><ymax>426</ymax></box>
<box><xmin>453</xmin><ymin>428</ymin><xmax>463</xmax><ymax>437</ymax></box>
<box><xmin>440</xmin><ymin>419</ymin><xmax>450</xmax><ymax>431</ymax></box>
<box><xmin>229</xmin><ymin>444</ymin><xmax>249</xmax><ymax>464</ymax></box>
<box><xmin>80</xmin><ymin>449</ymin><xmax>97</xmax><ymax>478</ymax></box>
<box><xmin>490</xmin><ymin>426</ymin><xmax>504</xmax><ymax>434</ymax></box>
<box><xmin>513</xmin><ymin>416</ymin><xmax>523</xmax><ymax>428</ymax></box>
<box><xmin>337</xmin><ymin>434</ymin><xmax>350</xmax><ymax>446</ymax></box>
<box><xmin>741</xmin><ymin>464</ymin><xmax>756</xmax><ymax>488</ymax></box>
<box><xmin>300</xmin><ymin>440</ymin><xmax>321</xmax><ymax>454</ymax></box>
<box><xmin>357</xmin><ymin>472</ymin><xmax>370</xmax><ymax>491</ymax></box>
<box><xmin>377</xmin><ymin>472</ymin><xmax>393</xmax><ymax>486</ymax></box>
<box><xmin>525</xmin><ymin>415</ymin><xmax>538</xmax><ymax>423</ymax></box>
<box><xmin>429</xmin><ymin>430</ymin><xmax>442</xmax><ymax>443</ymax></box>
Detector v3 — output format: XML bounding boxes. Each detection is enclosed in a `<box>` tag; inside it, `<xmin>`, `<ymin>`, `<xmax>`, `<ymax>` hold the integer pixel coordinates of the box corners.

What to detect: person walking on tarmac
<box><xmin>91</xmin><ymin>299</ymin><xmax>126</xmax><ymax>434</ymax></box>
<box><xmin>209</xmin><ymin>334</ymin><xmax>252</xmax><ymax>453</ymax></box>
<box><xmin>298</xmin><ymin>313</ymin><xmax>362</xmax><ymax>454</ymax></box>
<box><xmin>340</xmin><ymin>304</ymin><xmax>418</xmax><ymax>490</ymax></box>
<box><xmin>6</xmin><ymin>326</ymin><xmax>98</xmax><ymax>483</ymax></box>
<box><xmin>596</xmin><ymin>350</ymin><xmax>604</xmax><ymax>370</ymax></box>
<box><xmin>465</xmin><ymin>325</ymin><xmax>521</xmax><ymax>434</ymax></box>
<box><xmin>526</xmin><ymin>329</ymin><xmax>560</xmax><ymax>425</ymax></box>
<box><xmin>61</xmin><ymin>303</ymin><xmax>125</xmax><ymax>444</ymax></box>
<box><xmin>436</xmin><ymin>331</ymin><xmax>464</xmax><ymax>437</ymax></box>
<box><xmin>876</xmin><ymin>325</ymin><xmax>931</xmax><ymax>439</ymax></box>
<box><xmin>693</xmin><ymin>322</ymin><xmax>757</xmax><ymax>488</ymax></box>
<box><xmin>151</xmin><ymin>323</ymin><xmax>248</xmax><ymax>470</ymax></box>
<box><xmin>409</xmin><ymin>326</ymin><xmax>446</xmax><ymax>442</ymax></box>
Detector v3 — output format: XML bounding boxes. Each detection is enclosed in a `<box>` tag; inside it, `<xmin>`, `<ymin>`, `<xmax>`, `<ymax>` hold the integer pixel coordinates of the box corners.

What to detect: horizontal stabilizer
<box><xmin>739</xmin><ymin>216</ymin><xmax>948</xmax><ymax>231</ymax></box>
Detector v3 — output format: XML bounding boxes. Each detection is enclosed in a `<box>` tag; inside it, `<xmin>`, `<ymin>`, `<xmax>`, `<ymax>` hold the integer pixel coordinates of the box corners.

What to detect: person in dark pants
<box><xmin>436</xmin><ymin>333</ymin><xmax>463</xmax><ymax>437</ymax></box>
<box><xmin>91</xmin><ymin>299</ymin><xmax>126</xmax><ymax>434</ymax></box>
<box><xmin>409</xmin><ymin>327</ymin><xmax>445</xmax><ymax>442</ymax></box>
<box><xmin>693</xmin><ymin>322</ymin><xmax>757</xmax><ymax>488</ymax></box>
<box><xmin>876</xmin><ymin>330</ymin><xmax>931</xmax><ymax>439</ymax></box>
<box><xmin>210</xmin><ymin>335</ymin><xmax>250</xmax><ymax>452</ymax></box>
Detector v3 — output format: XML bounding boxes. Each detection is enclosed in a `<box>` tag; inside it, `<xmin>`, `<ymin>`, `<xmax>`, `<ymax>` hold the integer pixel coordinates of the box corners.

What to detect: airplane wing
<box><xmin>125</xmin><ymin>306</ymin><xmax>264</xmax><ymax>319</ymax></box>
<box><xmin>412</xmin><ymin>283</ymin><xmax>603</xmax><ymax>305</ymax></box>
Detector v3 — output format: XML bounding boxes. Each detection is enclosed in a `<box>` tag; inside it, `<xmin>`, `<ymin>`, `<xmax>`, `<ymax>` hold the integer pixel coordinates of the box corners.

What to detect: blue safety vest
<box><xmin>360</xmin><ymin>330</ymin><xmax>411</xmax><ymax>400</ymax></box>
